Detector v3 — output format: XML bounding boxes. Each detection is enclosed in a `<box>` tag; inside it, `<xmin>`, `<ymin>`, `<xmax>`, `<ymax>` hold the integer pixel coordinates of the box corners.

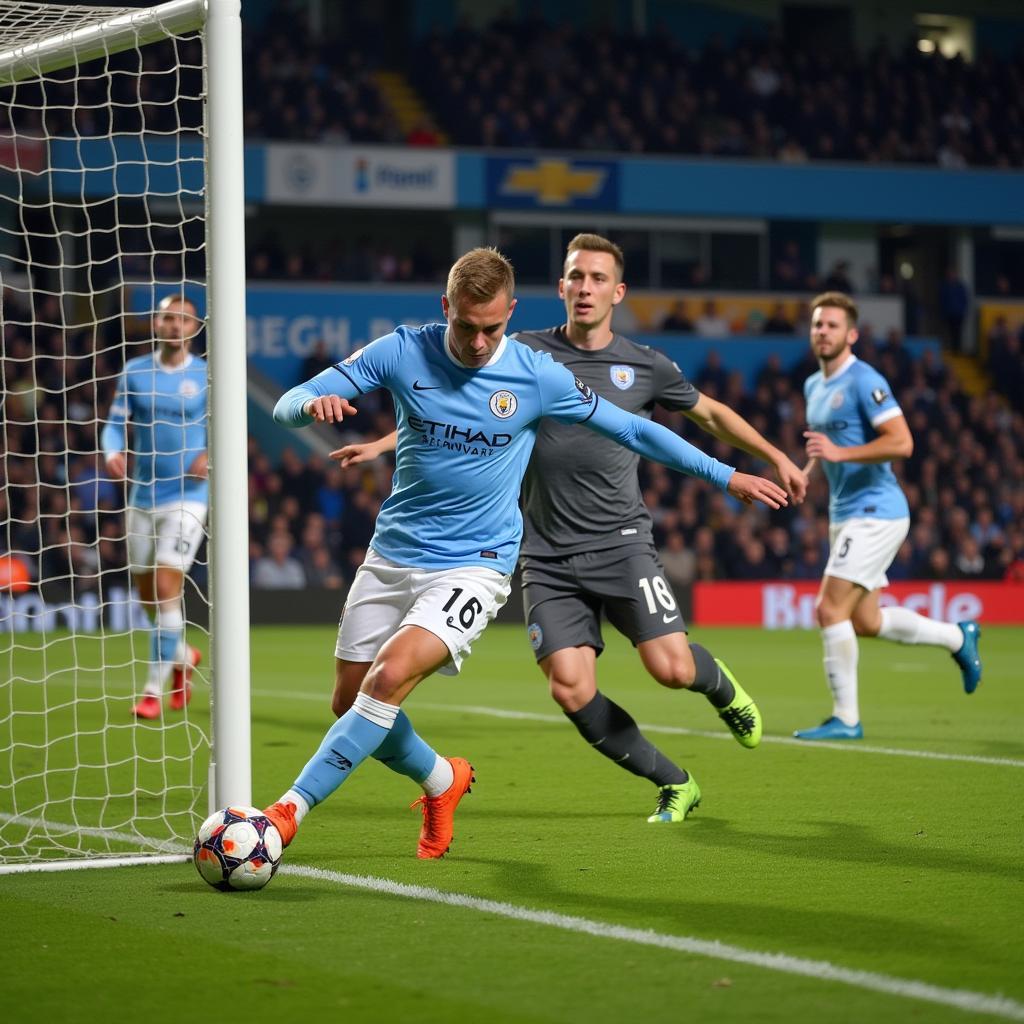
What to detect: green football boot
<box><xmin>715</xmin><ymin>658</ymin><xmax>762</xmax><ymax>749</ymax></box>
<box><xmin>647</xmin><ymin>776</ymin><xmax>701</xmax><ymax>823</ymax></box>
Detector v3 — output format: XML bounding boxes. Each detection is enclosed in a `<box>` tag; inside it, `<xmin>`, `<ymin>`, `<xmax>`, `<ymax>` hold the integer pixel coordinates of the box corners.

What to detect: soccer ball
<box><xmin>193</xmin><ymin>806</ymin><xmax>283</xmax><ymax>892</ymax></box>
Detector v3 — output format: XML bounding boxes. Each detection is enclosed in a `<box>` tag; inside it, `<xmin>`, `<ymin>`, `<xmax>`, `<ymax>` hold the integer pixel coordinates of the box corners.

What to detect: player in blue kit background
<box><xmin>795</xmin><ymin>290</ymin><xmax>982</xmax><ymax>741</ymax></box>
<box><xmin>102</xmin><ymin>294</ymin><xmax>207</xmax><ymax>720</ymax></box>
<box><xmin>260</xmin><ymin>248</ymin><xmax>789</xmax><ymax>860</ymax></box>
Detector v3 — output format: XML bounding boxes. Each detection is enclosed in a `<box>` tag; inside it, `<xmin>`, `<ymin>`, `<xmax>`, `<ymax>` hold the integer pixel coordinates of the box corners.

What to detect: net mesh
<box><xmin>0</xmin><ymin>0</ymin><xmax>210</xmax><ymax>863</ymax></box>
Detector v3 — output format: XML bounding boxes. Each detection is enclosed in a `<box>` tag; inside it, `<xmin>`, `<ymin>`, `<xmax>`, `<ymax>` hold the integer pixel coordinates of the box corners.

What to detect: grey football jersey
<box><xmin>515</xmin><ymin>326</ymin><xmax>700</xmax><ymax>557</ymax></box>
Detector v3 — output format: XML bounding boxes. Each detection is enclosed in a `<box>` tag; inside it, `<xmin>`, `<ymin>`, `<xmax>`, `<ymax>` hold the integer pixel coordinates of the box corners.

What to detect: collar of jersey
<box><xmin>155</xmin><ymin>350</ymin><xmax>194</xmax><ymax>373</ymax></box>
<box><xmin>824</xmin><ymin>352</ymin><xmax>857</xmax><ymax>383</ymax></box>
<box><xmin>444</xmin><ymin>328</ymin><xmax>507</xmax><ymax>369</ymax></box>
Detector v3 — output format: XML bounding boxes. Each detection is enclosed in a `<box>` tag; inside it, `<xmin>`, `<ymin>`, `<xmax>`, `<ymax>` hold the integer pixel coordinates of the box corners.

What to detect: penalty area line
<box><xmin>284</xmin><ymin>863</ymin><xmax>1024</xmax><ymax>1023</ymax></box>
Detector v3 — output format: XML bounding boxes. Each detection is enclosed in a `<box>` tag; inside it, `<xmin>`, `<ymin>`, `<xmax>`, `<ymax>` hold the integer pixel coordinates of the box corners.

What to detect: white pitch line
<box><xmin>283</xmin><ymin>864</ymin><xmax>1024</xmax><ymax>1022</ymax></box>
<box><xmin>2</xmin><ymin>816</ymin><xmax>1021</xmax><ymax>1022</ymax></box>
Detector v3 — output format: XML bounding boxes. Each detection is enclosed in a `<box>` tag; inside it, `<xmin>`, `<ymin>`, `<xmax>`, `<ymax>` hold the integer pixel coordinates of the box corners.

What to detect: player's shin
<box><xmin>822</xmin><ymin>620</ymin><xmax>860</xmax><ymax>725</ymax></box>
<box><xmin>687</xmin><ymin>643</ymin><xmax>735</xmax><ymax>708</ymax></box>
<box><xmin>877</xmin><ymin>607</ymin><xmax>961</xmax><ymax>650</ymax></box>
<box><xmin>566</xmin><ymin>691</ymin><xmax>688</xmax><ymax>785</ymax></box>
<box><xmin>292</xmin><ymin>692</ymin><xmax>399</xmax><ymax>805</ymax></box>
<box><xmin>373</xmin><ymin>709</ymin><xmax>446</xmax><ymax>789</ymax></box>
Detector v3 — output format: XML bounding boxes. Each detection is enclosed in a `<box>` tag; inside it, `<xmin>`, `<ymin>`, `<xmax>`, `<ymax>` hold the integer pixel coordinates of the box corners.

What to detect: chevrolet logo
<box><xmin>501</xmin><ymin>160</ymin><xmax>606</xmax><ymax>205</ymax></box>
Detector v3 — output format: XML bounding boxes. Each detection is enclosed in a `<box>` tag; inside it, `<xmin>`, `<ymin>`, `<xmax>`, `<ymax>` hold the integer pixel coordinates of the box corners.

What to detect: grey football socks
<box><xmin>688</xmin><ymin>643</ymin><xmax>736</xmax><ymax>709</ymax></box>
<box><xmin>565</xmin><ymin>691</ymin><xmax>688</xmax><ymax>786</ymax></box>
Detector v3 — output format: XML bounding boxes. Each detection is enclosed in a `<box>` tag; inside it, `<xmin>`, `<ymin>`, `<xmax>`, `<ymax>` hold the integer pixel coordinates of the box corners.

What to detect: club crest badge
<box><xmin>527</xmin><ymin>622</ymin><xmax>543</xmax><ymax>650</ymax></box>
<box><xmin>610</xmin><ymin>365</ymin><xmax>635</xmax><ymax>390</ymax></box>
<box><xmin>830</xmin><ymin>390</ymin><xmax>845</xmax><ymax>409</ymax></box>
<box><xmin>180</xmin><ymin>379</ymin><xmax>200</xmax><ymax>398</ymax></box>
<box><xmin>489</xmin><ymin>389</ymin><xmax>518</xmax><ymax>419</ymax></box>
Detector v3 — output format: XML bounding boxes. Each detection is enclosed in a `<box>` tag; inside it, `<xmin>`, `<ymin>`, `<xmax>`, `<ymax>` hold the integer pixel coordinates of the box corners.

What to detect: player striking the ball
<box><xmin>261</xmin><ymin>247</ymin><xmax>788</xmax><ymax>859</ymax></box>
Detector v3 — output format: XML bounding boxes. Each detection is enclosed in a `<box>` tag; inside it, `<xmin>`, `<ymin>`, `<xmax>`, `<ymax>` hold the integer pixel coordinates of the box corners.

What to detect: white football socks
<box><xmin>278</xmin><ymin>789</ymin><xmax>310</xmax><ymax>822</ymax></box>
<box><xmin>821</xmin><ymin>620</ymin><xmax>860</xmax><ymax>726</ymax></box>
<box><xmin>420</xmin><ymin>755</ymin><xmax>455</xmax><ymax>798</ymax></box>
<box><xmin>877</xmin><ymin>607</ymin><xmax>962</xmax><ymax>651</ymax></box>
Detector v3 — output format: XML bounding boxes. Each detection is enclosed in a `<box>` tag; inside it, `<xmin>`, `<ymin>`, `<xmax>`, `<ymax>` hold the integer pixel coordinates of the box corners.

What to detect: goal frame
<box><xmin>0</xmin><ymin>0</ymin><xmax>251</xmax><ymax>870</ymax></box>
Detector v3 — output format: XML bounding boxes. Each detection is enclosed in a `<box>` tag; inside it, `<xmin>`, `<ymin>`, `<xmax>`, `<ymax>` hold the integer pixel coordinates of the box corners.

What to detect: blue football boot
<box><xmin>952</xmin><ymin>620</ymin><xmax>982</xmax><ymax>694</ymax></box>
<box><xmin>793</xmin><ymin>716</ymin><xmax>864</xmax><ymax>741</ymax></box>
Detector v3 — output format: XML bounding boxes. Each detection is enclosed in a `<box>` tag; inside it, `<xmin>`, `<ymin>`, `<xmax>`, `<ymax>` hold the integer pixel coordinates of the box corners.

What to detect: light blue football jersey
<box><xmin>804</xmin><ymin>354</ymin><xmax>909</xmax><ymax>522</ymax></box>
<box><xmin>101</xmin><ymin>352</ymin><xmax>208</xmax><ymax>509</ymax></box>
<box><xmin>275</xmin><ymin>324</ymin><xmax>734</xmax><ymax>573</ymax></box>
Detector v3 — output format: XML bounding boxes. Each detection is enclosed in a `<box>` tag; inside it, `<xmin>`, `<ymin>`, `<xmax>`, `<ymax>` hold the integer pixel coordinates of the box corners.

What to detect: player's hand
<box><xmin>187</xmin><ymin>452</ymin><xmax>209</xmax><ymax>479</ymax></box>
<box><xmin>105</xmin><ymin>452</ymin><xmax>127</xmax><ymax>479</ymax></box>
<box><xmin>727</xmin><ymin>472</ymin><xmax>789</xmax><ymax>509</ymax></box>
<box><xmin>330</xmin><ymin>441</ymin><xmax>381</xmax><ymax>467</ymax></box>
<box><xmin>773</xmin><ymin>454</ymin><xmax>808</xmax><ymax>504</ymax></box>
<box><xmin>803</xmin><ymin>431</ymin><xmax>842</xmax><ymax>463</ymax></box>
<box><xmin>303</xmin><ymin>395</ymin><xmax>357</xmax><ymax>424</ymax></box>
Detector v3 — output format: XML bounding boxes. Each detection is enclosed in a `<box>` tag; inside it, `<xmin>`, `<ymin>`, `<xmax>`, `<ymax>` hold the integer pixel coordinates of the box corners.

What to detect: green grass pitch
<box><xmin>2</xmin><ymin>623</ymin><xmax>1022</xmax><ymax>1023</ymax></box>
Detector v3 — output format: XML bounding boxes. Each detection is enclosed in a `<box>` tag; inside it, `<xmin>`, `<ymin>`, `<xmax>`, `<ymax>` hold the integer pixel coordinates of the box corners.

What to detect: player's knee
<box><xmin>815</xmin><ymin>598</ymin><xmax>842</xmax><ymax>628</ymax></box>
<box><xmin>362</xmin><ymin>662</ymin><xmax>409</xmax><ymax>703</ymax></box>
<box><xmin>548</xmin><ymin>673</ymin><xmax>593</xmax><ymax>713</ymax></box>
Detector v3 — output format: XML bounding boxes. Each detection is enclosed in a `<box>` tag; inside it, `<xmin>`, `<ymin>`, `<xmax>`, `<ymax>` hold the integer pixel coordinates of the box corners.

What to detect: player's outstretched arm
<box><xmin>685</xmin><ymin>393</ymin><xmax>807</xmax><ymax>502</ymax></box>
<box><xmin>274</xmin><ymin>378</ymin><xmax>358</xmax><ymax>427</ymax></box>
<box><xmin>582</xmin><ymin>396</ymin><xmax>788</xmax><ymax>508</ymax></box>
<box><xmin>330</xmin><ymin>431</ymin><xmax>397</xmax><ymax>467</ymax></box>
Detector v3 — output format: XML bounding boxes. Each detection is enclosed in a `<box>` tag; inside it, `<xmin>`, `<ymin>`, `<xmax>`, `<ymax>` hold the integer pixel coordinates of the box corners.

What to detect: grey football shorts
<box><xmin>519</xmin><ymin>544</ymin><xmax>687</xmax><ymax>662</ymax></box>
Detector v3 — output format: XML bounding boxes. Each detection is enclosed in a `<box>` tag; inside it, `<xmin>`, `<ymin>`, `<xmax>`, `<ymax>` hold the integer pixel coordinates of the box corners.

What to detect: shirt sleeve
<box><xmin>538</xmin><ymin>358</ymin><xmax>734</xmax><ymax>489</ymax></box>
<box><xmin>585</xmin><ymin>396</ymin><xmax>735</xmax><ymax>489</ymax></box>
<box><xmin>273</xmin><ymin>332</ymin><xmax>403</xmax><ymax>426</ymax></box>
<box><xmin>100</xmin><ymin>368</ymin><xmax>130</xmax><ymax>456</ymax></box>
<box><xmin>859</xmin><ymin>367</ymin><xmax>903</xmax><ymax>428</ymax></box>
<box><xmin>652</xmin><ymin>351</ymin><xmax>699</xmax><ymax>412</ymax></box>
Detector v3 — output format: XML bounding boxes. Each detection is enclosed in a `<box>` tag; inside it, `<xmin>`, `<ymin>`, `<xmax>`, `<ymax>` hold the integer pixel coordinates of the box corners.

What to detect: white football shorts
<box><xmin>825</xmin><ymin>516</ymin><xmax>910</xmax><ymax>591</ymax></box>
<box><xmin>336</xmin><ymin>549</ymin><xmax>511</xmax><ymax>675</ymax></box>
<box><xmin>126</xmin><ymin>500</ymin><xmax>208</xmax><ymax>574</ymax></box>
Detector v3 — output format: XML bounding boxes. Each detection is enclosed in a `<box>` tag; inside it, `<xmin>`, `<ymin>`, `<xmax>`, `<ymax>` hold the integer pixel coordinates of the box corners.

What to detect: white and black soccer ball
<box><xmin>193</xmin><ymin>806</ymin><xmax>283</xmax><ymax>892</ymax></box>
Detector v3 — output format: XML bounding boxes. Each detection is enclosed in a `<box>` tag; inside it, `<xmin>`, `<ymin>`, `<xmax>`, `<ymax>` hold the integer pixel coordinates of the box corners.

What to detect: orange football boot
<box><xmin>411</xmin><ymin>757</ymin><xmax>474</xmax><ymax>859</ymax></box>
<box><xmin>169</xmin><ymin>646</ymin><xmax>201</xmax><ymax>711</ymax></box>
<box><xmin>262</xmin><ymin>800</ymin><xmax>299</xmax><ymax>848</ymax></box>
<box><xmin>132</xmin><ymin>694</ymin><xmax>161</xmax><ymax>720</ymax></box>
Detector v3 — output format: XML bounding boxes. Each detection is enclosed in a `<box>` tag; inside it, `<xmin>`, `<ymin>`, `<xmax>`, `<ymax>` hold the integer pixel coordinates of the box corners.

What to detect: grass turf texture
<box><xmin>2</xmin><ymin>624</ymin><xmax>1022</xmax><ymax>1023</ymax></box>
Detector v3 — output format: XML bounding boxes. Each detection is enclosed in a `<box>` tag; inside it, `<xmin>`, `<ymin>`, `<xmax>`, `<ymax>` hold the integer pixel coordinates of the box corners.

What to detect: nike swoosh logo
<box><xmin>413</xmin><ymin>380</ymin><xmax>442</xmax><ymax>391</ymax></box>
<box><xmin>662</xmin><ymin>614</ymin><xmax>679</xmax><ymax>624</ymax></box>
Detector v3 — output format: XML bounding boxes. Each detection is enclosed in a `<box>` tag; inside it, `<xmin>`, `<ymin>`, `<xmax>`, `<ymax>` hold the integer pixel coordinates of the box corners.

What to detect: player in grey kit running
<box><xmin>339</xmin><ymin>234</ymin><xmax>807</xmax><ymax>823</ymax></box>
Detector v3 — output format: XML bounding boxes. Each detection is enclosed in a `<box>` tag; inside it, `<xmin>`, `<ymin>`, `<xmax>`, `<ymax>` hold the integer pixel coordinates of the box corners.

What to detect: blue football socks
<box><xmin>373</xmin><ymin>709</ymin><xmax>437</xmax><ymax>784</ymax></box>
<box><xmin>293</xmin><ymin>692</ymin><xmax>398</xmax><ymax>805</ymax></box>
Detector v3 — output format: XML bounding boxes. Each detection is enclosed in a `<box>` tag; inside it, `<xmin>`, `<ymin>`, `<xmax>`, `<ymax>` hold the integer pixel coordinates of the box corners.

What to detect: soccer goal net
<box><xmin>0</xmin><ymin>0</ymin><xmax>250</xmax><ymax>870</ymax></box>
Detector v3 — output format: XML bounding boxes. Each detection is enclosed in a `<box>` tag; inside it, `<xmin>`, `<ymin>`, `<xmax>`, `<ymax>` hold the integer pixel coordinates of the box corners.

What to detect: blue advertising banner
<box><xmin>244</xmin><ymin>285</ymin><xmax>568</xmax><ymax>385</ymax></box>
<box><xmin>485</xmin><ymin>156</ymin><xmax>619</xmax><ymax>209</ymax></box>
<box><xmin>46</xmin><ymin>137</ymin><xmax>264</xmax><ymax>201</ymax></box>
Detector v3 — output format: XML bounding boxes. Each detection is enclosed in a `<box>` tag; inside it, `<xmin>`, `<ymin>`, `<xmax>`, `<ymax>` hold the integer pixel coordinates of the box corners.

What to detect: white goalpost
<box><xmin>0</xmin><ymin>0</ymin><xmax>250</xmax><ymax>871</ymax></box>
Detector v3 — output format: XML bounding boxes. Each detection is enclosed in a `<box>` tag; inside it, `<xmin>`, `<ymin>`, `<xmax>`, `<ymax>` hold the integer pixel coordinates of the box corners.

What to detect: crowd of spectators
<box><xmin>411</xmin><ymin>21</ymin><xmax>1024</xmax><ymax>169</ymax></box>
<box><xmin>4</xmin><ymin>14</ymin><xmax>1023</xmax><ymax>171</ymax></box>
